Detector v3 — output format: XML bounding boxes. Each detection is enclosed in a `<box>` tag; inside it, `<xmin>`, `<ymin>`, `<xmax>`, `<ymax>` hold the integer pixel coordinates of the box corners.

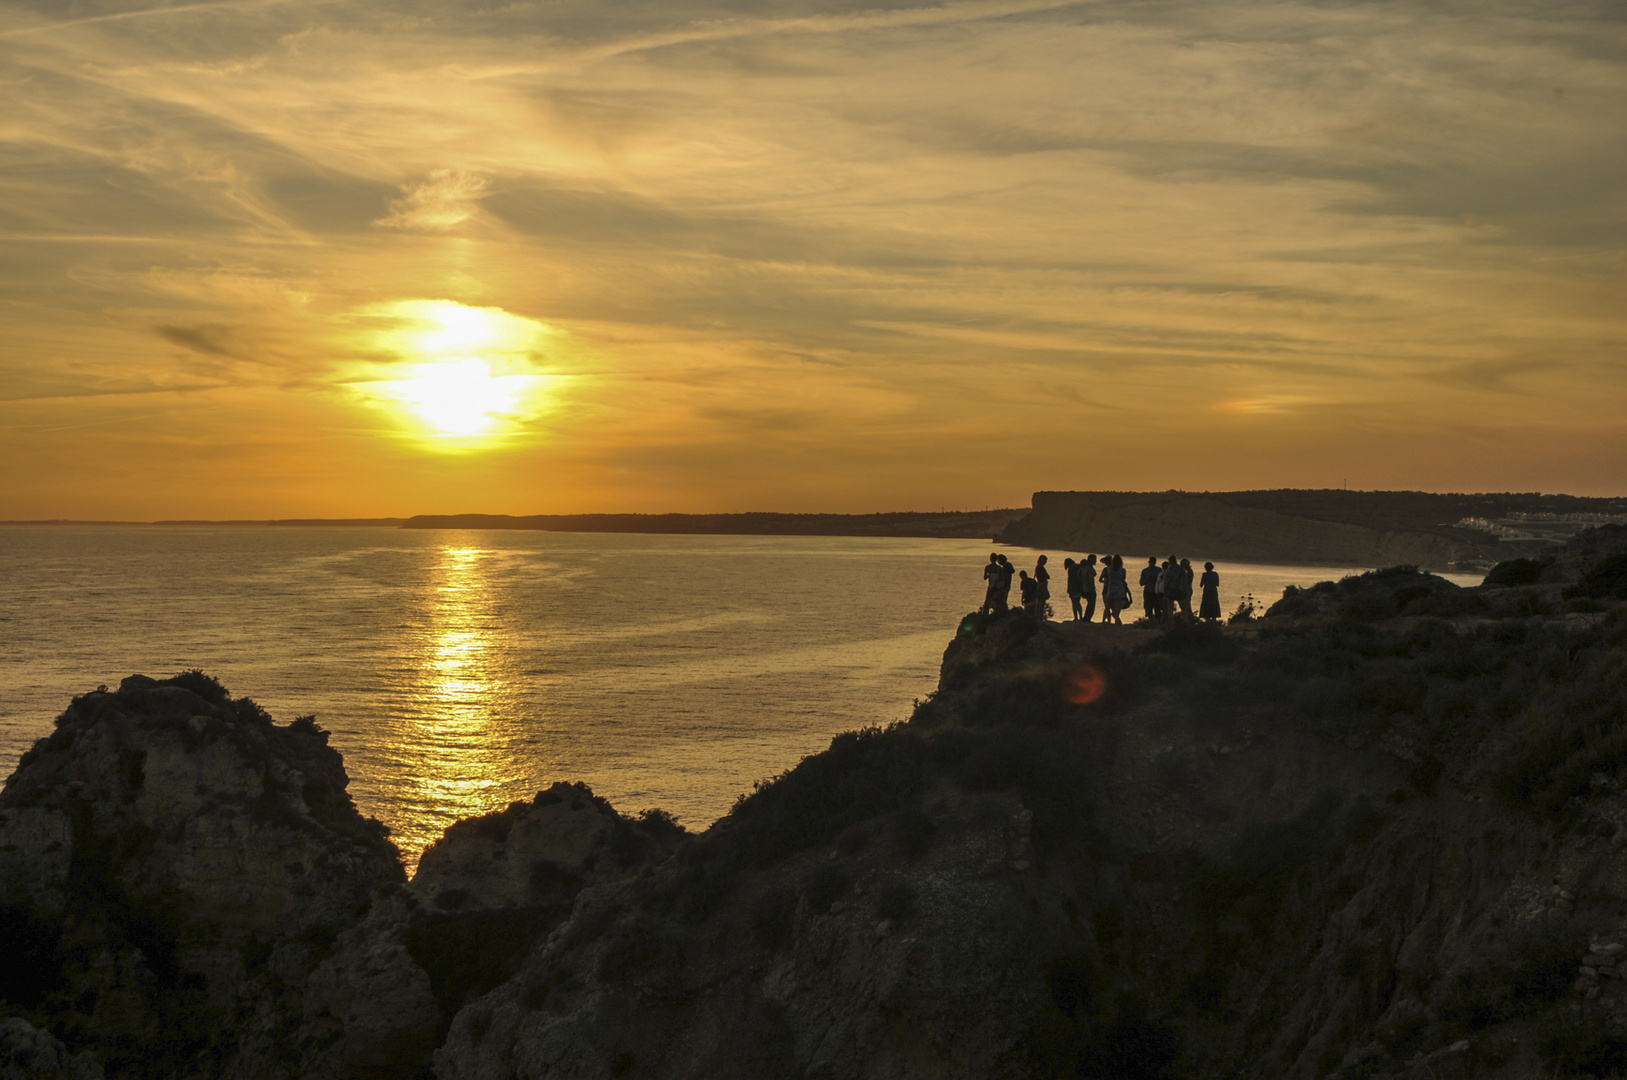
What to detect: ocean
<box><xmin>0</xmin><ymin>526</ymin><xmax>1484</xmax><ymax>865</ymax></box>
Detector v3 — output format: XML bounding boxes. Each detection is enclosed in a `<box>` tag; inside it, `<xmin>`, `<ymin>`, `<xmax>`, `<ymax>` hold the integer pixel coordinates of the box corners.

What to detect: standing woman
<box><xmin>1107</xmin><ymin>555</ymin><xmax>1129</xmax><ymax>625</ymax></box>
<box><xmin>1199</xmin><ymin>562</ymin><xmax>1222</xmax><ymax>621</ymax></box>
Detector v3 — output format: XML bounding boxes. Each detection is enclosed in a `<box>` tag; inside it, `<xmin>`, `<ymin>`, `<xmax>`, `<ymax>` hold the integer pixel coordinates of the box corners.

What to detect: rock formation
<box><xmin>0</xmin><ymin>676</ymin><xmax>674</xmax><ymax>1080</ymax></box>
<box><xmin>8</xmin><ymin>547</ymin><xmax>1627</xmax><ymax>1078</ymax></box>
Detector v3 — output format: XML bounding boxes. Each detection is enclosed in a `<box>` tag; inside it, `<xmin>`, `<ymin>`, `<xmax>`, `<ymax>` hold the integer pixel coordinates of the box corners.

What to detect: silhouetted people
<box><xmin>1199</xmin><ymin>561</ymin><xmax>1221</xmax><ymax>621</ymax></box>
<box><xmin>1064</xmin><ymin>558</ymin><xmax>1083</xmax><ymax>621</ymax></box>
<box><xmin>1178</xmin><ymin>558</ymin><xmax>1195</xmax><ymax>617</ymax></box>
<box><xmin>980</xmin><ymin>552</ymin><xmax>1001</xmax><ymax>614</ymax></box>
<box><xmin>996</xmin><ymin>554</ymin><xmax>1014</xmax><ymax>612</ymax></box>
<box><xmin>1033</xmin><ymin>555</ymin><xmax>1050</xmax><ymax>622</ymax></box>
<box><xmin>1140</xmin><ymin>556</ymin><xmax>1160</xmax><ymax>620</ymax></box>
<box><xmin>1018</xmin><ymin>570</ymin><xmax>1036</xmax><ymax>615</ymax></box>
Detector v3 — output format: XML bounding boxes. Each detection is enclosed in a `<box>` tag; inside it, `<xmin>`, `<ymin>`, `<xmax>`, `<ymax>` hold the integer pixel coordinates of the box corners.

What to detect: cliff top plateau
<box><xmin>6</xmin><ymin>527</ymin><xmax>1627</xmax><ymax>1079</ymax></box>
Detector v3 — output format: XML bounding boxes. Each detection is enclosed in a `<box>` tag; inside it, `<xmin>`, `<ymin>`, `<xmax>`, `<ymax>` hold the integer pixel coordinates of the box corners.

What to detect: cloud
<box><xmin>376</xmin><ymin>169</ymin><xmax>489</xmax><ymax>230</ymax></box>
<box><xmin>154</xmin><ymin>322</ymin><xmax>243</xmax><ymax>358</ymax></box>
<box><xmin>1</xmin><ymin>0</ymin><xmax>1626</xmax><ymax>514</ymax></box>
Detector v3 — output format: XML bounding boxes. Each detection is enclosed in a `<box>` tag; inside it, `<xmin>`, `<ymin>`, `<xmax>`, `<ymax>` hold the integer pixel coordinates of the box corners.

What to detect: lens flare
<box><xmin>1064</xmin><ymin>664</ymin><xmax>1107</xmax><ymax>705</ymax></box>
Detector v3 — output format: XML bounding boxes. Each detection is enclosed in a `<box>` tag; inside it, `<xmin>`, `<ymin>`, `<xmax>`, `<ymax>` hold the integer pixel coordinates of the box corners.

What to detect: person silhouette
<box><xmin>1178</xmin><ymin>558</ymin><xmax>1195</xmax><ymax>618</ymax></box>
<box><xmin>1139</xmin><ymin>556</ymin><xmax>1160</xmax><ymax>621</ymax></box>
<box><xmin>1064</xmin><ymin>558</ymin><xmax>1084</xmax><ymax>621</ymax></box>
<box><xmin>1033</xmin><ymin>555</ymin><xmax>1050</xmax><ymax>622</ymax></box>
<box><xmin>996</xmin><ymin>554</ymin><xmax>1014</xmax><ymax>612</ymax></box>
<box><xmin>1081</xmin><ymin>554</ymin><xmax>1099</xmax><ymax>623</ymax></box>
<box><xmin>1199</xmin><ymin>561</ymin><xmax>1221</xmax><ymax>621</ymax></box>
<box><xmin>981</xmin><ymin>552</ymin><xmax>1001</xmax><ymax>614</ymax></box>
<box><xmin>1105</xmin><ymin>555</ymin><xmax>1129</xmax><ymax>624</ymax></box>
<box><xmin>1018</xmin><ymin>570</ymin><xmax>1036</xmax><ymax>615</ymax></box>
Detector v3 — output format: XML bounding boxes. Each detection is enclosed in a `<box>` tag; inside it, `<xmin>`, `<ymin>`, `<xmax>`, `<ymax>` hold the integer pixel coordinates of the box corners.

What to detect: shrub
<box><xmin>1484</xmin><ymin>558</ymin><xmax>1546</xmax><ymax>587</ymax></box>
<box><xmin>1566</xmin><ymin>552</ymin><xmax>1627</xmax><ymax>601</ymax></box>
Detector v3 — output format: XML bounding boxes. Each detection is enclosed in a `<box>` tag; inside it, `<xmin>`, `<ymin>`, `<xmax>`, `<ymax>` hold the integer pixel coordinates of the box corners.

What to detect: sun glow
<box><xmin>348</xmin><ymin>299</ymin><xmax>557</xmax><ymax>446</ymax></box>
<box><xmin>396</xmin><ymin>358</ymin><xmax>532</xmax><ymax>436</ymax></box>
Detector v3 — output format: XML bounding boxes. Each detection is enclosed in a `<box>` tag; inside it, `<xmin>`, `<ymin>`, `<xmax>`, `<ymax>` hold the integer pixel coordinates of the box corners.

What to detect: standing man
<box><xmin>1140</xmin><ymin>556</ymin><xmax>1161</xmax><ymax>622</ymax></box>
<box><xmin>1033</xmin><ymin>555</ymin><xmax>1051</xmax><ymax>622</ymax></box>
<box><xmin>1081</xmin><ymin>554</ymin><xmax>1099</xmax><ymax>623</ymax></box>
<box><xmin>981</xmin><ymin>552</ymin><xmax>1001</xmax><ymax>614</ymax></box>
<box><xmin>996</xmin><ymin>554</ymin><xmax>1014</xmax><ymax>613</ymax></box>
<box><xmin>1064</xmin><ymin>558</ymin><xmax>1083</xmax><ymax>621</ymax></box>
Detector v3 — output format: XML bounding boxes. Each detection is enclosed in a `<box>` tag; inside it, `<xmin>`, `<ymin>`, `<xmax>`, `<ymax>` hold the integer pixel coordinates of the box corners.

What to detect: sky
<box><xmin>2</xmin><ymin>0</ymin><xmax>1624</xmax><ymax>518</ymax></box>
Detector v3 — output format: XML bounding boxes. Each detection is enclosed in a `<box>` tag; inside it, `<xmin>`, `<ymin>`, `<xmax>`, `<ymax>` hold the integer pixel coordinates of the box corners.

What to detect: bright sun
<box><xmin>351</xmin><ymin>299</ymin><xmax>554</xmax><ymax>444</ymax></box>
<box><xmin>397</xmin><ymin>357</ymin><xmax>531</xmax><ymax>436</ymax></box>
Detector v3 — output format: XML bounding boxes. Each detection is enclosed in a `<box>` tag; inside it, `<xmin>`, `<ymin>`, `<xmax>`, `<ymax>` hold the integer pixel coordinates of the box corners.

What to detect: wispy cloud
<box><xmin>376</xmin><ymin>169</ymin><xmax>488</xmax><ymax>230</ymax></box>
<box><xmin>1</xmin><ymin>0</ymin><xmax>1625</xmax><ymax>515</ymax></box>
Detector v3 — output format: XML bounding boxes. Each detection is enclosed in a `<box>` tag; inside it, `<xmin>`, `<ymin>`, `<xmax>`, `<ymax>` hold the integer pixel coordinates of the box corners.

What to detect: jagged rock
<box><xmin>0</xmin><ymin>1017</ymin><xmax>101</xmax><ymax>1080</ymax></box>
<box><xmin>411</xmin><ymin>783</ymin><xmax>626</xmax><ymax>914</ymax></box>
<box><xmin>0</xmin><ymin>673</ymin><xmax>405</xmax><ymax>1080</ymax></box>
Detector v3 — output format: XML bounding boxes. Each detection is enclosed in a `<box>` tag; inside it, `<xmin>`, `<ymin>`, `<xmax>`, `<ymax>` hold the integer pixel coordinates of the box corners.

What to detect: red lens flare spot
<box><xmin>1064</xmin><ymin>664</ymin><xmax>1107</xmax><ymax>705</ymax></box>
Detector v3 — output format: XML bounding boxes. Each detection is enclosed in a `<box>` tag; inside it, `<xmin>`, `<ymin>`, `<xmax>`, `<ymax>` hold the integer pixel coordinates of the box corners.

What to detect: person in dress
<box><xmin>1033</xmin><ymin>555</ymin><xmax>1051</xmax><ymax>622</ymax></box>
<box><xmin>1199</xmin><ymin>561</ymin><xmax>1222</xmax><ymax>621</ymax></box>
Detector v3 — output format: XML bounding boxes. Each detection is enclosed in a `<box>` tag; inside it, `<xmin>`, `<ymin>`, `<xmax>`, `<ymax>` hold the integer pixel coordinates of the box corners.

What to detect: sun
<box><xmin>346</xmin><ymin>299</ymin><xmax>556</xmax><ymax>446</ymax></box>
<box><xmin>396</xmin><ymin>357</ymin><xmax>531</xmax><ymax>436</ymax></box>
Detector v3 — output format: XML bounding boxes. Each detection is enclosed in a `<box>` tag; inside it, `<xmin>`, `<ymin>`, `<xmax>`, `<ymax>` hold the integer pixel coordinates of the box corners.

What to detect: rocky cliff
<box><xmin>7</xmin><ymin>537</ymin><xmax>1627</xmax><ymax>1079</ymax></box>
<box><xmin>996</xmin><ymin>490</ymin><xmax>1627</xmax><ymax>570</ymax></box>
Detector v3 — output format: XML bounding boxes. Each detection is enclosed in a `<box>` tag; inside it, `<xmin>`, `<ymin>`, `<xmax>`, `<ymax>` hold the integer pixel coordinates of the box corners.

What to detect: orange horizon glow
<box><xmin>2</xmin><ymin>0</ymin><xmax>1625</xmax><ymax>519</ymax></box>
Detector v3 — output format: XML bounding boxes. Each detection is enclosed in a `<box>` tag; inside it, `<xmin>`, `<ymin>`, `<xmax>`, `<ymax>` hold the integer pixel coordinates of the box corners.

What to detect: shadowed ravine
<box><xmin>5</xmin><ymin>526</ymin><xmax>1627</xmax><ymax>1080</ymax></box>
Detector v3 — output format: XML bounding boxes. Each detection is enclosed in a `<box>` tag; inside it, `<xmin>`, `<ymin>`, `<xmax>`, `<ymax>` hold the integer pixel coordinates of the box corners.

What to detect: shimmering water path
<box><xmin>0</xmin><ymin>527</ymin><xmax>1481</xmax><ymax>864</ymax></box>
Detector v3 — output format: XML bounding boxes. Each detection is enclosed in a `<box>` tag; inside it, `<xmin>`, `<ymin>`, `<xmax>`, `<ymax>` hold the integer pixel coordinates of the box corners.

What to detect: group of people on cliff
<box><xmin>979</xmin><ymin>551</ymin><xmax>1223</xmax><ymax>624</ymax></box>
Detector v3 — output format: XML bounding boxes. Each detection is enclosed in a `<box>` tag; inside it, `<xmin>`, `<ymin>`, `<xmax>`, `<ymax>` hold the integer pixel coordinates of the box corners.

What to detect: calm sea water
<box><xmin>0</xmin><ymin>526</ymin><xmax>1482</xmax><ymax>865</ymax></box>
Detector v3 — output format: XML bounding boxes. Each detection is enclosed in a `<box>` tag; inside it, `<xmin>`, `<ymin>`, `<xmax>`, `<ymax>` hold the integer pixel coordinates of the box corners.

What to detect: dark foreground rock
<box><xmin>0</xmin><ymin>675</ymin><xmax>673</xmax><ymax>1080</ymax></box>
<box><xmin>9</xmin><ymin>557</ymin><xmax>1627</xmax><ymax>1079</ymax></box>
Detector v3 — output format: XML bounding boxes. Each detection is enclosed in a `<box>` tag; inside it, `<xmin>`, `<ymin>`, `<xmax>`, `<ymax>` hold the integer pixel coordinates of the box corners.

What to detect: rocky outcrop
<box><xmin>0</xmin><ymin>675</ymin><xmax>674</xmax><ymax>1080</ymax></box>
<box><xmin>0</xmin><ymin>672</ymin><xmax>411</xmax><ymax>1079</ymax></box>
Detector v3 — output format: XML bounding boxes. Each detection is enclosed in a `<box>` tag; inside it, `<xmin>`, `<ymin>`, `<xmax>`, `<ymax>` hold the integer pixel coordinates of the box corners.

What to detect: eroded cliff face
<box><xmin>9</xmin><ymin>559</ymin><xmax>1627</xmax><ymax>1080</ymax></box>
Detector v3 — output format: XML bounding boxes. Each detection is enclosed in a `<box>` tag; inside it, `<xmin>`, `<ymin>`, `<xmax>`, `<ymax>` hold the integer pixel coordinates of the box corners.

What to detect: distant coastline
<box><xmin>400</xmin><ymin>509</ymin><xmax>1025</xmax><ymax>539</ymax></box>
<box><xmin>0</xmin><ymin>510</ymin><xmax>1023</xmax><ymax>540</ymax></box>
<box><xmin>0</xmin><ymin>518</ymin><xmax>409</xmax><ymax>527</ymax></box>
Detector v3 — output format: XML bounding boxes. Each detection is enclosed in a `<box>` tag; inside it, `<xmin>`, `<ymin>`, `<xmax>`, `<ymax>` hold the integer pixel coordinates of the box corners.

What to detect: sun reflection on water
<box><xmin>403</xmin><ymin>546</ymin><xmax>510</xmax><ymax>850</ymax></box>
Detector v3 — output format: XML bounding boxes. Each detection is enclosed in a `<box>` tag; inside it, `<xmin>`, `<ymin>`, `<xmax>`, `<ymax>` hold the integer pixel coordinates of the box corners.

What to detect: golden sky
<box><xmin>2</xmin><ymin>0</ymin><xmax>1624</xmax><ymax>518</ymax></box>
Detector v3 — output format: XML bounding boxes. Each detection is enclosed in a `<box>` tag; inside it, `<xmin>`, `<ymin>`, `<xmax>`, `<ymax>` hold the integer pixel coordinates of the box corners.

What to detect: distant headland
<box><xmin>996</xmin><ymin>489</ymin><xmax>1627</xmax><ymax>570</ymax></box>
